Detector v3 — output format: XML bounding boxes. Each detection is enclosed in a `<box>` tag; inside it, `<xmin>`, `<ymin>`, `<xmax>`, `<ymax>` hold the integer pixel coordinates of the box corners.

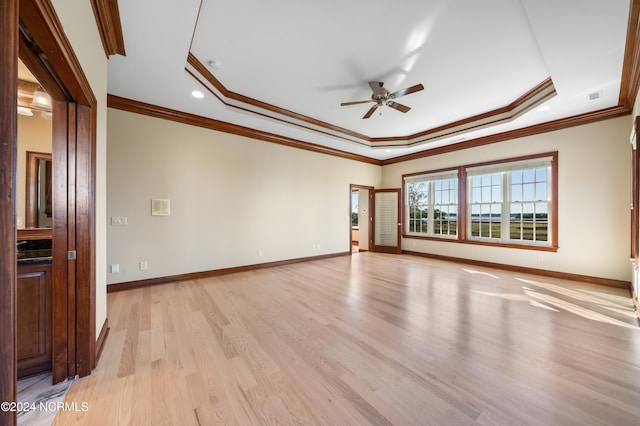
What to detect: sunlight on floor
<box><xmin>468</xmin><ymin>270</ymin><xmax>639</xmax><ymax>330</ymax></box>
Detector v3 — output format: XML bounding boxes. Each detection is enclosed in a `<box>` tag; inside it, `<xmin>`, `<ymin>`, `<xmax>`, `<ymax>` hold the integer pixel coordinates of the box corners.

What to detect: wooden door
<box><xmin>372</xmin><ymin>189</ymin><xmax>402</xmax><ymax>254</ymax></box>
<box><xmin>17</xmin><ymin>263</ymin><xmax>52</xmax><ymax>378</ymax></box>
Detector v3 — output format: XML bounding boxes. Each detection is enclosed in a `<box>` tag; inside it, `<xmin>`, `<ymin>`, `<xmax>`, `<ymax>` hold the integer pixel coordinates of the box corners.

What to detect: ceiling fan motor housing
<box><xmin>372</xmin><ymin>88</ymin><xmax>392</xmax><ymax>105</ymax></box>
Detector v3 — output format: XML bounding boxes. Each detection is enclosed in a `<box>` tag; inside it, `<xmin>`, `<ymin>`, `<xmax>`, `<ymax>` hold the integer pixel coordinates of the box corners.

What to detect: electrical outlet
<box><xmin>139</xmin><ymin>261</ymin><xmax>148</xmax><ymax>271</ymax></box>
<box><xmin>258</xmin><ymin>249</ymin><xmax>263</xmax><ymax>257</ymax></box>
<box><xmin>537</xmin><ymin>254</ymin><xmax>544</xmax><ymax>262</ymax></box>
<box><xmin>16</xmin><ymin>217</ymin><xmax>23</xmax><ymax>227</ymax></box>
<box><xmin>110</xmin><ymin>264</ymin><xmax>119</xmax><ymax>273</ymax></box>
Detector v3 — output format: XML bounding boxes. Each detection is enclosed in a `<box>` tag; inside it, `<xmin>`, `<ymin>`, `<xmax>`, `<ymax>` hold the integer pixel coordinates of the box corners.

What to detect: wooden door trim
<box><xmin>19</xmin><ymin>0</ymin><xmax>98</xmax><ymax>382</ymax></box>
<box><xmin>349</xmin><ymin>185</ymin><xmax>375</xmax><ymax>254</ymax></box>
<box><xmin>0</xmin><ymin>0</ymin><xmax>19</xmax><ymax>423</ymax></box>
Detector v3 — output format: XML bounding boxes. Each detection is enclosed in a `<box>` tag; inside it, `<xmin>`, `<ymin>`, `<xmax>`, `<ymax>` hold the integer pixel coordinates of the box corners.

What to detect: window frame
<box><xmin>404</xmin><ymin>168</ymin><xmax>459</xmax><ymax>239</ymax></box>
<box><xmin>402</xmin><ymin>152</ymin><xmax>558</xmax><ymax>252</ymax></box>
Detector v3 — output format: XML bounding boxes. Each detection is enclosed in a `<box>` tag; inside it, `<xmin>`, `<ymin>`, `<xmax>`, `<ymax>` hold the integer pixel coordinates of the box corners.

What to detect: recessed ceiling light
<box><xmin>207</xmin><ymin>60</ymin><xmax>221</xmax><ymax>70</ymax></box>
<box><xmin>191</xmin><ymin>90</ymin><xmax>204</xmax><ymax>99</ymax></box>
<box><xmin>536</xmin><ymin>105</ymin><xmax>550</xmax><ymax>112</ymax></box>
<box><xmin>385</xmin><ymin>149</ymin><xmax>392</xmax><ymax>153</ymax></box>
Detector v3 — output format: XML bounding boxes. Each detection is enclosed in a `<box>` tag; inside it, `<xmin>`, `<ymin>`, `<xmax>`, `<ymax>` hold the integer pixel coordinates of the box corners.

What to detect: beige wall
<box><xmin>52</xmin><ymin>0</ymin><xmax>108</xmax><ymax>337</ymax></box>
<box><xmin>631</xmin><ymin>89</ymin><xmax>640</xmax><ymax>298</ymax></box>
<box><xmin>106</xmin><ymin>109</ymin><xmax>382</xmax><ymax>284</ymax></box>
<box><xmin>108</xmin><ymin>110</ymin><xmax>631</xmax><ymax>285</ymax></box>
<box><xmin>16</xmin><ymin>113</ymin><xmax>51</xmax><ymax>228</ymax></box>
<box><xmin>381</xmin><ymin>116</ymin><xmax>631</xmax><ymax>282</ymax></box>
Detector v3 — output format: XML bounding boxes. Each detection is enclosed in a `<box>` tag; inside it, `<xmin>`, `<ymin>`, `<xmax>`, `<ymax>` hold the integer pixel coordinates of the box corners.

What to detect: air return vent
<box><xmin>151</xmin><ymin>199</ymin><xmax>170</xmax><ymax>216</ymax></box>
<box><xmin>588</xmin><ymin>91</ymin><xmax>602</xmax><ymax>101</ymax></box>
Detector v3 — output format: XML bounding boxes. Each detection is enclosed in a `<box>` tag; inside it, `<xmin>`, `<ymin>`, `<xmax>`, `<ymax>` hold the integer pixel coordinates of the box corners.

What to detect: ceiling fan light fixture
<box><xmin>17</xmin><ymin>106</ymin><xmax>33</xmax><ymax>116</ymax></box>
<box><xmin>31</xmin><ymin>89</ymin><xmax>52</xmax><ymax>110</ymax></box>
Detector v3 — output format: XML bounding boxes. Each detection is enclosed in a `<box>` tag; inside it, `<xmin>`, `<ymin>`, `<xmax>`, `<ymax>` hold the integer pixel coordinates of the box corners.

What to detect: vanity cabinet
<box><xmin>17</xmin><ymin>261</ymin><xmax>52</xmax><ymax>378</ymax></box>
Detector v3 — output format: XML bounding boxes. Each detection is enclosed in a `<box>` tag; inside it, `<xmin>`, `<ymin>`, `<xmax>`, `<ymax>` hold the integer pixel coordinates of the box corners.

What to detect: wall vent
<box><xmin>588</xmin><ymin>91</ymin><xmax>602</xmax><ymax>101</ymax></box>
<box><xmin>151</xmin><ymin>199</ymin><xmax>170</xmax><ymax>216</ymax></box>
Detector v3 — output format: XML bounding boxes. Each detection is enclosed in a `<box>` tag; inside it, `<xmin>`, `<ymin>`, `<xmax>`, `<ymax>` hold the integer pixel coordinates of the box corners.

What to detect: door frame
<box><xmin>349</xmin><ymin>184</ymin><xmax>374</xmax><ymax>253</ymax></box>
<box><xmin>1</xmin><ymin>0</ymin><xmax>97</xmax><ymax>423</ymax></box>
<box><xmin>372</xmin><ymin>188</ymin><xmax>402</xmax><ymax>254</ymax></box>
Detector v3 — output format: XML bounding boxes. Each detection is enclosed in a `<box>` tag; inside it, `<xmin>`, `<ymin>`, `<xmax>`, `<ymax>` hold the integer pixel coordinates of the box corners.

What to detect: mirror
<box><xmin>17</xmin><ymin>59</ymin><xmax>53</xmax><ymax>229</ymax></box>
<box><xmin>25</xmin><ymin>151</ymin><xmax>52</xmax><ymax>228</ymax></box>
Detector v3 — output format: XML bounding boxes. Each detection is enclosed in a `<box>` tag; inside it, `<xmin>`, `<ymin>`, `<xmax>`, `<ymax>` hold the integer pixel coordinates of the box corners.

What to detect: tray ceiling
<box><xmin>107</xmin><ymin>0</ymin><xmax>632</xmax><ymax>160</ymax></box>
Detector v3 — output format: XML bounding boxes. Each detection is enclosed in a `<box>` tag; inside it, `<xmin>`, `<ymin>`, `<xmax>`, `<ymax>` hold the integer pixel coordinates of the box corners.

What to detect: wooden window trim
<box><xmin>402</xmin><ymin>152</ymin><xmax>559</xmax><ymax>252</ymax></box>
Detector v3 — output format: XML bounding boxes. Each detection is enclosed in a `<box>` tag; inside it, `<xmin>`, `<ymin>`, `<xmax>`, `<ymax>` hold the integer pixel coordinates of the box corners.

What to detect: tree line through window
<box><xmin>404</xmin><ymin>152</ymin><xmax>557</xmax><ymax>249</ymax></box>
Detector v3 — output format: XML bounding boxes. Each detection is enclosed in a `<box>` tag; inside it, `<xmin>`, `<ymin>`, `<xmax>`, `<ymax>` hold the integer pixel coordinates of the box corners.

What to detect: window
<box><xmin>467</xmin><ymin>157</ymin><xmax>552</xmax><ymax>246</ymax></box>
<box><xmin>405</xmin><ymin>171</ymin><xmax>458</xmax><ymax>238</ymax></box>
<box><xmin>402</xmin><ymin>152</ymin><xmax>557</xmax><ymax>251</ymax></box>
<box><xmin>469</xmin><ymin>173</ymin><xmax>502</xmax><ymax>239</ymax></box>
<box><xmin>509</xmin><ymin>167</ymin><xmax>549</xmax><ymax>242</ymax></box>
<box><xmin>351</xmin><ymin>191</ymin><xmax>359</xmax><ymax>227</ymax></box>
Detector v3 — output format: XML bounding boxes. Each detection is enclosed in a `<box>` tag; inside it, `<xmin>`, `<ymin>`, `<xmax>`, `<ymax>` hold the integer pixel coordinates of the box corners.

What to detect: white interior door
<box><xmin>373</xmin><ymin>189</ymin><xmax>401</xmax><ymax>254</ymax></box>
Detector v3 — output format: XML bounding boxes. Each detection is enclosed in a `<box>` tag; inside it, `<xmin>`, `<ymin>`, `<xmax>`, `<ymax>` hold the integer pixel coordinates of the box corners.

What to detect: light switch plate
<box><xmin>111</xmin><ymin>216</ymin><xmax>127</xmax><ymax>226</ymax></box>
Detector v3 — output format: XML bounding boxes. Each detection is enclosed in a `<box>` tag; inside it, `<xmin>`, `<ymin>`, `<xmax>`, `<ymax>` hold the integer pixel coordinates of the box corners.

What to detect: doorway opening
<box><xmin>16</xmin><ymin>59</ymin><xmax>54</xmax><ymax>380</ymax></box>
<box><xmin>1</xmin><ymin>1</ymin><xmax>98</xmax><ymax>422</ymax></box>
<box><xmin>350</xmin><ymin>185</ymin><xmax>374</xmax><ymax>254</ymax></box>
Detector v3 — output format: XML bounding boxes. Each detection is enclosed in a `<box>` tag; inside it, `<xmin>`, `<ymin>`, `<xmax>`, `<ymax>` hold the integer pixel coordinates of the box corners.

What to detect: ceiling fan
<box><xmin>340</xmin><ymin>81</ymin><xmax>424</xmax><ymax>119</ymax></box>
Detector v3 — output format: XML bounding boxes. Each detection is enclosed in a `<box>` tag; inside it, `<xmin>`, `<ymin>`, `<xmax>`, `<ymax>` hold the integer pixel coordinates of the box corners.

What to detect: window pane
<box><xmin>471</xmin><ymin>188</ymin><xmax>479</xmax><ymax>203</ymax></box>
<box><xmin>512</xmin><ymin>185</ymin><xmax>522</xmax><ymax>202</ymax></box>
<box><xmin>523</xmin><ymin>169</ymin><xmax>535</xmax><ymax>183</ymax></box>
<box><xmin>536</xmin><ymin>167</ymin><xmax>546</xmax><ymax>181</ymax></box>
<box><xmin>535</xmin><ymin>222</ymin><xmax>548</xmax><ymax>241</ymax></box>
<box><xmin>535</xmin><ymin>203</ymin><xmax>548</xmax><ymax>220</ymax></box>
<box><xmin>536</xmin><ymin>182</ymin><xmax>547</xmax><ymax>200</ymax></box>
<box><xmin>510</xmin><ymin>222</ymin><xmax>522</xmax><ymax>239</ymax></box>
<box><xmin>492</xmin><ymin>186</ymin><xmax>501</xmax><ymax>202</ymax></box>
<box><xmin>512</xmin><ymin>170</ymin><xmax>522</xmax><ymax>184</ymax></box>
<box><xmin>492</xmin><ymin>173</ymin><xmax>501</xmax><ymax>185</ymax></box>
<box><xmin>482</xmin><ymin>186</ymin><xmax>491</xmax><ymax>201</ymax></box>
<box><xmin>482</xmin><ymin>174</ymin><xmax>491</xmax><ymax>186</ymax></box>
<box><xmin>523</xmin><ymin>183</ymin><xmax>535</xmax><ymax>201</ymax></box>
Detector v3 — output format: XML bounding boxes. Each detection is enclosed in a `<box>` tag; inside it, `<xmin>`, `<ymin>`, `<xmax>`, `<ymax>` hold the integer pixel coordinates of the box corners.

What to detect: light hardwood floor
<box><xmin>55</xmin><ymin>252</ymin><xmax>640</xmax><ymax>425</ymax></box>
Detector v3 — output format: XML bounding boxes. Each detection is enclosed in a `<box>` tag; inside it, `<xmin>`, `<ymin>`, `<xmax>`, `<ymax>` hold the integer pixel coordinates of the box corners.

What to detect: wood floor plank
<box><xmin>55</xmin><ymin>252</ymin><xmax>640</xmax><ymax>425</ymax></box>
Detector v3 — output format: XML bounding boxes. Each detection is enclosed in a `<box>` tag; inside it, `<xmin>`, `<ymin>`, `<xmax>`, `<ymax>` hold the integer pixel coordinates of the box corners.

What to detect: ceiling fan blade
<box><xmin>368</xmin><ymin>81</ymin><xmax>385</xmax><ymax>96</ymax></box>
<box><xmin>387</xmin><ymin>101</ymin><xmax>411</xmax><ymax>113</ymax></box>
<box><xmin>340</xmin><ymin>100</ymin><xmax>372</xmax><ymax>106</ymax></box>
<box><xmin>390</xmin><ymin>83</ymin><xmax>424</xmax><ymax>99</ymax></box>
<box><xmin>363</xmin><ymin>105</ymin><xmax>378</xmax><ymax>119</ymax></box>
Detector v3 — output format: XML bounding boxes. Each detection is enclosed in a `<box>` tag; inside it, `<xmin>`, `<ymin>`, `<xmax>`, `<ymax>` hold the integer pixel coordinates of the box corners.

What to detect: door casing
<box><xmin>1</xmin><ymin>0</ymin><xmax>97</xmax><ymax>423</ymax></box>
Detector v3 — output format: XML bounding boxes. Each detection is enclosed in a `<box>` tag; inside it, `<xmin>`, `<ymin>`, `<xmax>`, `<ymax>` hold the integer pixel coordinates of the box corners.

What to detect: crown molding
<box><xmin>187</xmin><ymin>53</ymin><xmax>557</xmax><ymax>149</ymax></box>
<box><xmin>381</xmin><ymin>105</ymin><xmax>631</xmax><ymax>165</ymax></box>
<box><xmin>106</xmin><ymin>94</ymin><xmax>382</xmax><ymax>166</ymax></box>
<box><xmin>620</xmin><ymin>0</ymin><xmax>640</xmax><ymax>110</ymax></box>
<box><xmin>90</xmin><ymin>0</ymin><xmax>126</xmax><ymax>57</ymax></box>
<box><xmin>108</xmin><ymin>1</ymin><xmax>640</xmax><ymax>166</ymax></box>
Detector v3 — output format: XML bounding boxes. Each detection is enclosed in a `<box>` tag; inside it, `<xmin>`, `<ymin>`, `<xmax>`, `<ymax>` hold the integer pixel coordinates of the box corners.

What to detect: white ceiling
<box><xmin>107</xmin><ymin>0</ymin><xmax>631</xmax><ymax>160</ymax></box>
